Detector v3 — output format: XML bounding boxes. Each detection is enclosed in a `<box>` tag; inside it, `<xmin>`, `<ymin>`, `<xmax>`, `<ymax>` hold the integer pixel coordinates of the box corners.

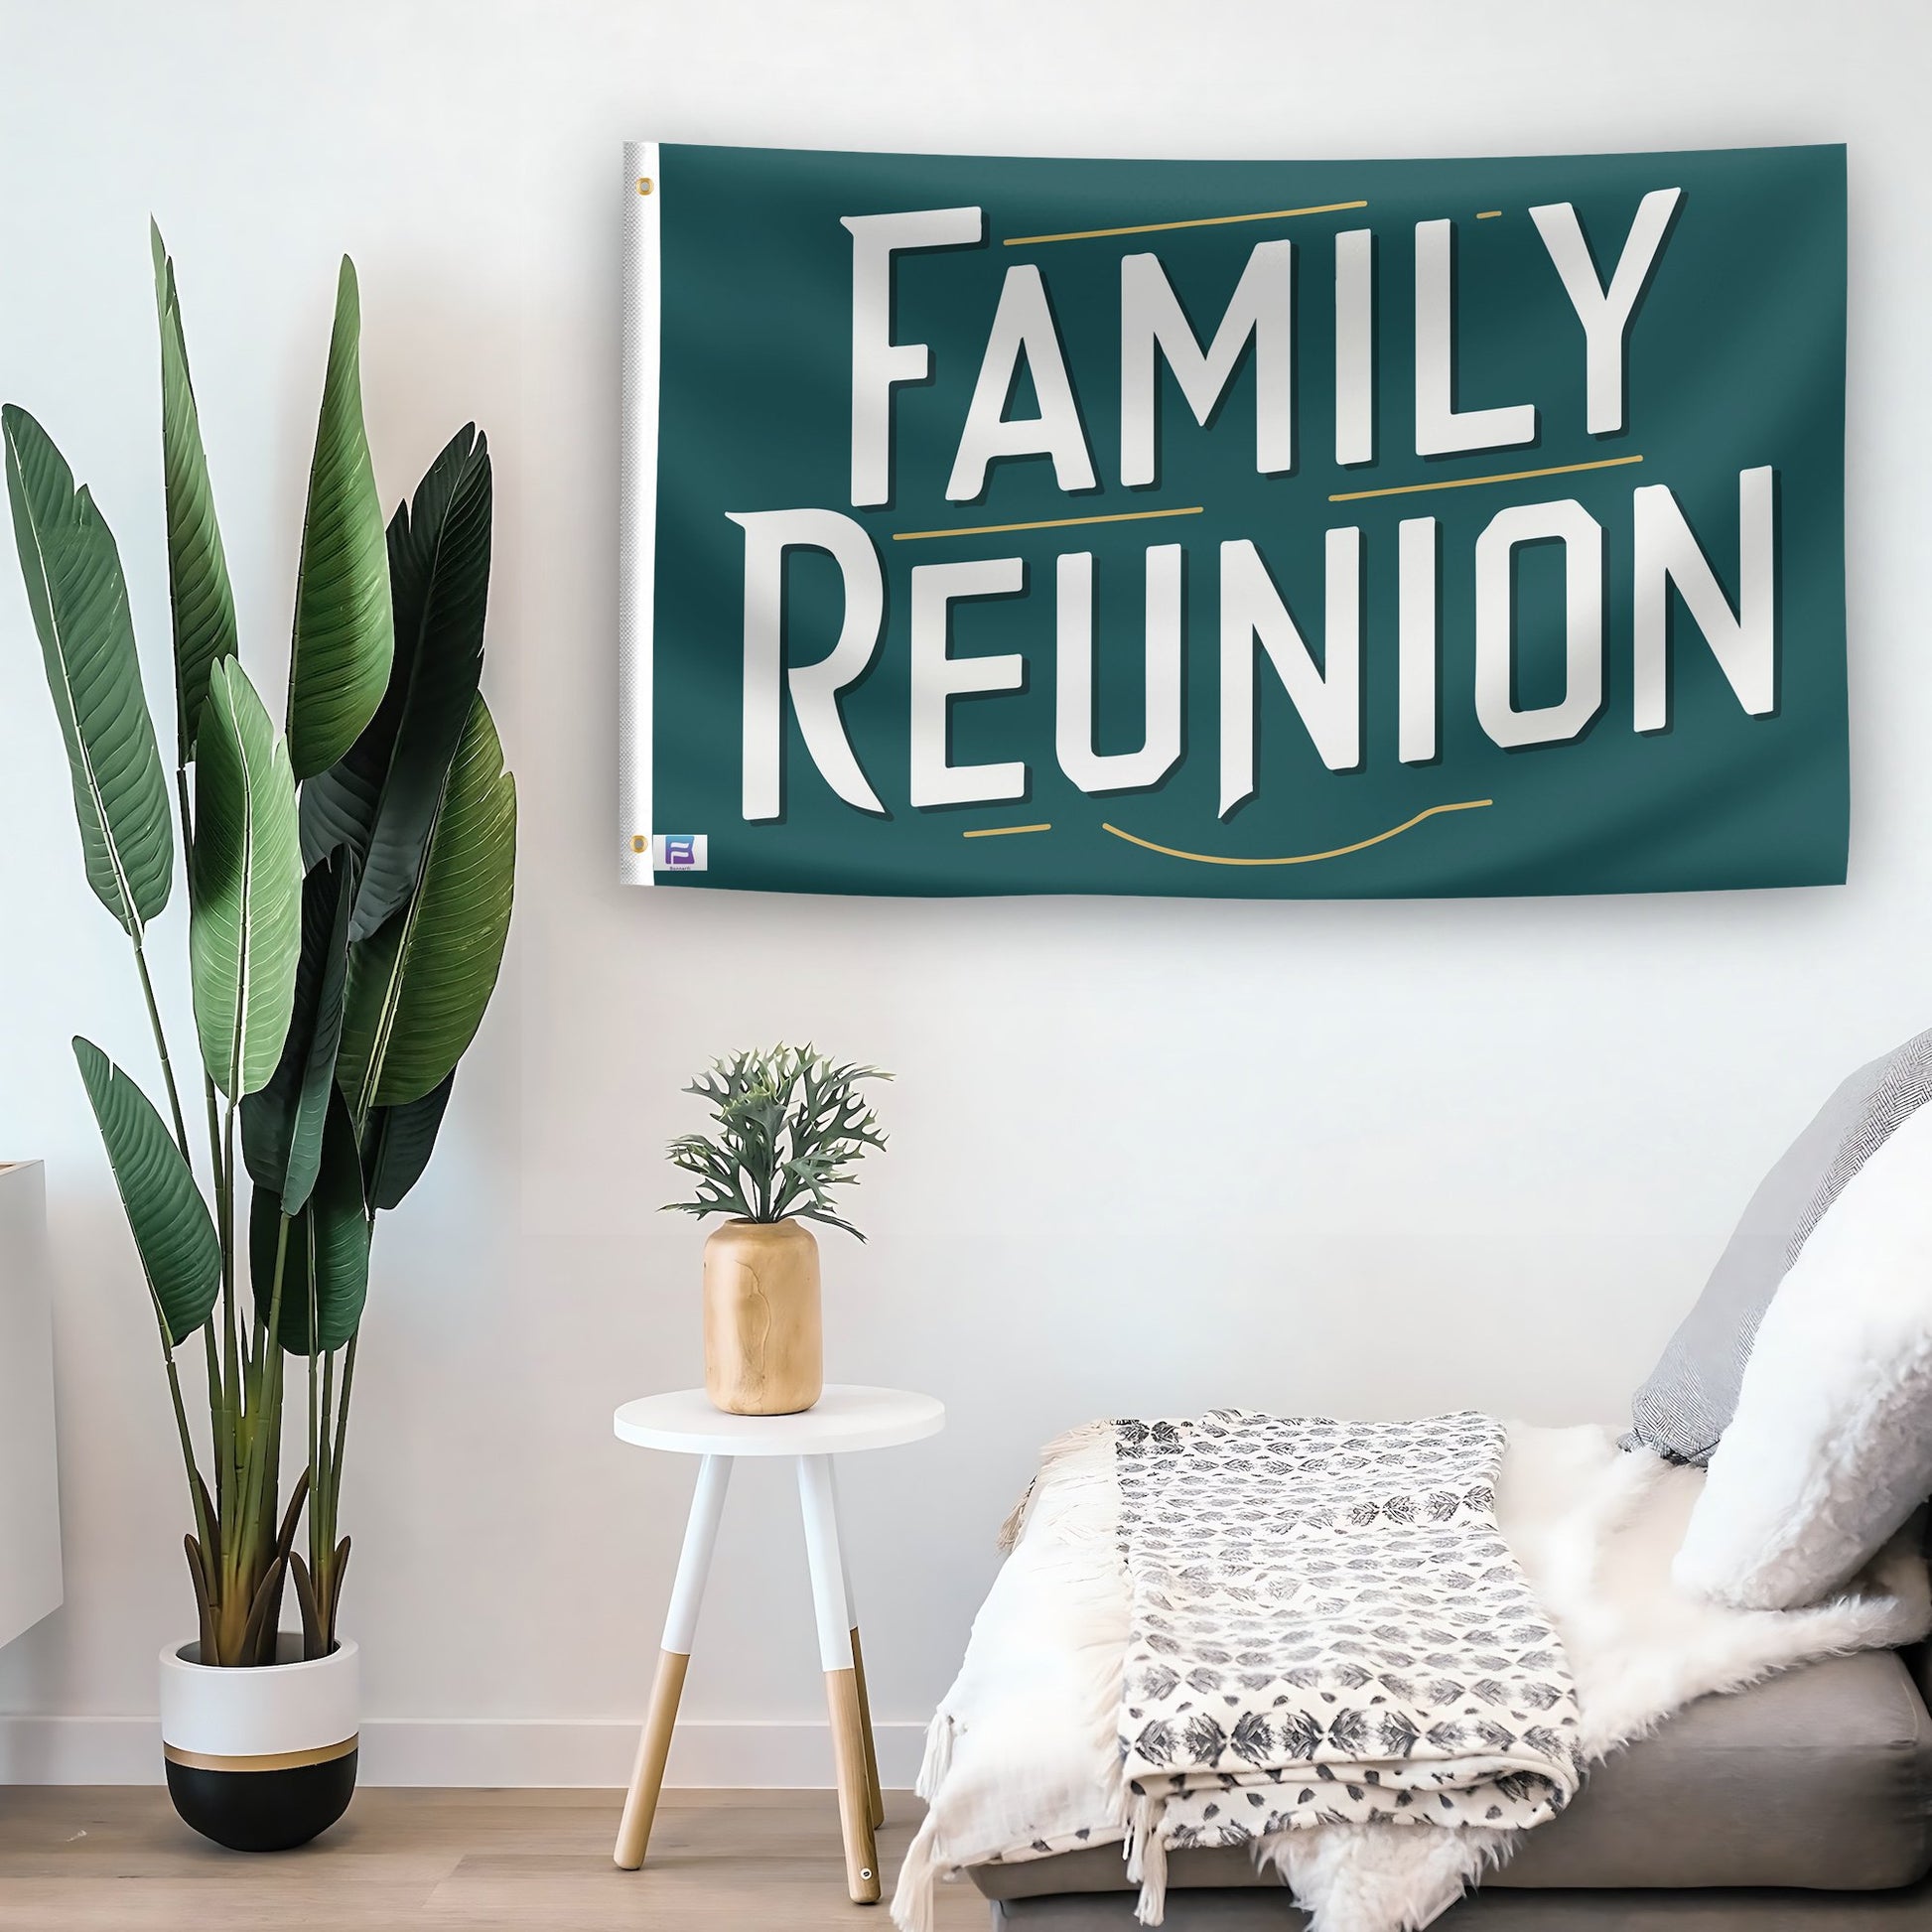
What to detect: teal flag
<box><xmin>620</xmin><ymin>141</ymin><xmax>1846</xmax><ymax>898</ymax></box>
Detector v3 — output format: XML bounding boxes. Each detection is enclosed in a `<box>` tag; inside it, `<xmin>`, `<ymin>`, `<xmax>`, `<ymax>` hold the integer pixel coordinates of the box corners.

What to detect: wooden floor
<box><xmin>0</xmin><ymin>1787</ymin><xmax>987</xmax><ymax>1930</ymax></box>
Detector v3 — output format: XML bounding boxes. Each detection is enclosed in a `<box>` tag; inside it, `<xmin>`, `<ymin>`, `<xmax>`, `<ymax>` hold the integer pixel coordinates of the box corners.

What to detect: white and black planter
<box><xmin>159</xmin><ymin>1636</ymin><xmax>358</xmax><ymax>1852</ymax></box>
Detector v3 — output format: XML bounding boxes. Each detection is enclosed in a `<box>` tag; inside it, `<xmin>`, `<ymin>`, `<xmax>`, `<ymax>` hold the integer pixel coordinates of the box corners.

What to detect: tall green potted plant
<box><xmin>4</xmin><ymin>226</ymin><xmax>515</xmax><ymax>1851</ymax></box>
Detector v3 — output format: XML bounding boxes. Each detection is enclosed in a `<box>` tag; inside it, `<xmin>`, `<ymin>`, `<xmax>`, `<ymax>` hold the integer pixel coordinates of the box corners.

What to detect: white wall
<box><xmin>1</xmin><ymin>0</ymin><xmax>1927</xmax><ymax>1786</ymax></box>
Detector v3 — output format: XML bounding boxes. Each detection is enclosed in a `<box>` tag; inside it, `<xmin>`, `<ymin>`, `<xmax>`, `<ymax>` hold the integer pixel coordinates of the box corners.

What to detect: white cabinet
<box><xmin>0</xmin><ymin>1163</ymin><xmax>62</xmax><ymax>1648</ymax></box>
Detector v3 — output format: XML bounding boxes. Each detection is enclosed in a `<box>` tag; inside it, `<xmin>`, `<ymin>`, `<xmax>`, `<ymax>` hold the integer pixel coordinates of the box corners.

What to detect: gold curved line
<box><xmin>1100</xmin><ymin>799</ymin><xmax>1493</xmax><ymax>868</ymax></box>
<box><xmin>164</xmin><ymin>1736</ymin><xmax>358</xmax><ymax>1773</ymax></box>
<box><xmin>1328</xmin><ymin>455</ymin><xmax>1642</xmax><ymax>503</ymax></box>
<box><xmin>894</xmin><ymin>505</ymin><xmax>1201</xmax><ymax>543</ymax></box>
<box><xmin>1004</xmin><ymin>201</ymin><xmax>1368</xmax><ymax>246</ymax></box>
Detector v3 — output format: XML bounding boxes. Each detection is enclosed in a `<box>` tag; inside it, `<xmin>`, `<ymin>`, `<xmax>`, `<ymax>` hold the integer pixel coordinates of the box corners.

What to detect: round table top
<box><xmin>613</xmin><ymin>1384</ymin><xmax>945</xmax><ymax>1457</ymax></box>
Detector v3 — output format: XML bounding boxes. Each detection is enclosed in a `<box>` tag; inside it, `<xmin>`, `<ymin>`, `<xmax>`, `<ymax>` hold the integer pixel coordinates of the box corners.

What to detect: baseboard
<box><xmin>0</xmin><ymin>1715</ymin><xmax>929</xmax><ymax>1788</ymax></box>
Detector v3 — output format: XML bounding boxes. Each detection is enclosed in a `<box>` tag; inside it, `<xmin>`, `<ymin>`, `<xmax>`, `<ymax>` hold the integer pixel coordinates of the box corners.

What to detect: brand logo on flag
<box><xmin>652</xmin><ymin>833</ymin><xmax>707</xmax><ymax>872</ymax></box>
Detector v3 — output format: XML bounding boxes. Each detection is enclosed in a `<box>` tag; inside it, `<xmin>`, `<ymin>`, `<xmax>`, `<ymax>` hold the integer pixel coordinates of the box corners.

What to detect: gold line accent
<box><xmin>1101</xmin><ymin>800</ymin><xmax>1492</xmax><ymax>867</ymax></box>
<box><xmin>1328</xmin><ymin>455</ymin><xmax>1643</xmax><ymax>503</ymax></box>
<box><xmin>963</xmin><ymin>822</ymin><xmax>1051</xmax><ymax>839</ymax></box>
<box><xmin>893</xmin><ymin>505</ymin><xmax>1203</xmax><ymax>542</ymax></box>
<box><xmin>164</xmin><ymin>1735</ymin><xmax>358</xmax><ymax>1774</ymax></box>
<box><xmin>1476</xmin><ymin>209</ymin><xmax>1502</xmax><ymax>218</ymax></box>
<box><xmin>1005</xmin><ymin>201</ymin><xmax>1367</xmax><ymax>246</ymax></box>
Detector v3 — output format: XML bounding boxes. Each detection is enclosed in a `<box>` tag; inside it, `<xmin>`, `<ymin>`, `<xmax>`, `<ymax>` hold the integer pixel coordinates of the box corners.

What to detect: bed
<box><xmin>973</xmin><ymin>1645</ymin><xmax>1932</xmax><ymax>1926</ymax></box>
<box><xmin>897</xmin><ymin>1422</ymin><xmax>1932</xmax><ymax>1932</ymax></box>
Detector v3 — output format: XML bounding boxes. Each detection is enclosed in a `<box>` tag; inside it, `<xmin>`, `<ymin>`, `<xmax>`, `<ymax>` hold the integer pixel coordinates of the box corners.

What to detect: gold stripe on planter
<box><xmin>163</xmin><ymin>1735</ymin><xmax>358</xmax><ymax>1774</ymax></box>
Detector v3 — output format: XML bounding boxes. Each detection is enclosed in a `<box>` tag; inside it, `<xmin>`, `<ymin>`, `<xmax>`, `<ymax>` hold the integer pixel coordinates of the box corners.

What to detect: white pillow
<box><xmin>1672</xmin><ymin>1098</ymin><xmax>1932</xmax><ymax>1610</ymax></box>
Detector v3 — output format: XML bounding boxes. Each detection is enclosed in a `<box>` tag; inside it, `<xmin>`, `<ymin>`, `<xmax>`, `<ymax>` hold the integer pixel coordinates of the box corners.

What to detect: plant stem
<box><xmin>129</xmin><ymin>937</ymin><xmax>191</xmax><ymax>1168</ymax></box>
<box><xmin>148</xmin><ymin>1311</ymin><xmax>217</xmax><ymax>1626</ymax></box>
<box><xmin>331</xmin><ymin>1332</ymin><xmax>356</xmax><ymax>1496</ymax></box>
<box><xmin>307</xmin><ymin>1327</ymin><xmax>321</xmax><ymax>1545</ymax></box>
<box><xmin>239</xmin><ymin>1215</ymin><xmax>290</xmax><ymax>1577</ymax></box>
<box><xmin>314</xmin><ymin>1345</ymin><xmax>336</xmax><ymax>1589</ymax></box>
<box><xmin>218</xmin><ymin>1212</ymin><xmax>288</xmax><ymax>1663</ymax></box>
<box><xmin>319</xmin><ymin>1334</ymin><xmax>355</xmax><ymax>1650</ymax></box>
<box><xmin>162</xmin><ymin>1352</ymin><xmax>211</xmax><ymax>1551</ymax></box>
<box><xmin>127</xmin><ymin>767</ymin><xmax>225</xmax><ymax>1643</ymax></box>
<box><xmin>201</xmin><ymin>1076</ymin><xmax>230</xmax><ymax>1522</ymax></box>
<box><xmin>201</xmin><ymin>1318</ymin><xmax>225</xmax><ymax>1525</ymax></box>
<box><xmin>174</xmin><ymin>764</ymin><xmax>194</xmax><ymax>854</ymax></box>
<box><xmin>216</xmin><ymin>1095</ymin><xmax>243</xmax><ymax>1582</ymax></box>
<box><xmin>219</xmin><ymin>1096</ymin><xmax>239</xmax><ymax>1420</ymax></box>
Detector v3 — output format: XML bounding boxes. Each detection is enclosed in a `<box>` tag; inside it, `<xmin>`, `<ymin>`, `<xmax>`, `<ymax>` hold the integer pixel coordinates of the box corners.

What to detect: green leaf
<box><xmin>287</xmin><ymin>258</ymin><xmax>392</xmax><ymax>780</ymax></box>
<box><xmin>241</xmin><ymin>847</ymin><xmax>354</xmax><ymax>1213</ymax></box>
<box><xmin>339</xmin><ymin>694</ymin><xmax>515</xmax><ymax>1114</ymax></box>
<box><xmin>151</xmin><ymin>223</ymin><xmax>237</xmax><ymax>762</ymax></box>
<box><xmin>664</xmin><ymin>1044</ymin><xmax>889</xmax><ymax>1236</ymax></box>
<box><xmin>73</xmin><ymin>1036</ymin><xmax>219</xmax><ymax>1347</ymax></box>
<box><xmin>250</xmin><ymin>1088</ymin><xmax>368</xmax><ymax>1355</ymax></box>
<box><xmin>301</xmin><ymin>426</ymin><xmax>490</xmax><ymax>945</ymax></box>
<box><xmin>190</xmin><ymin>658</ymin><xmax>303</xmax><ymax>1098</ymax></box>
<box><xmin>3</xmin><ymin>405</ymin><xmax>174</xmax><ymax>936</ymax></box>
<box><xmin>361</xmin><ymin>1069</ymin><xmax>455</xmax><ymax>1212</ymax></box>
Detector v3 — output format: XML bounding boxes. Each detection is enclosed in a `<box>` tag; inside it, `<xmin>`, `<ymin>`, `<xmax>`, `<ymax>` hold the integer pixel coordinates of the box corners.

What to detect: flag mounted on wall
<box><xmin>619</xmin><ymin>141</ymin><xmax>1847</xmax><ymax>899</ymax></box>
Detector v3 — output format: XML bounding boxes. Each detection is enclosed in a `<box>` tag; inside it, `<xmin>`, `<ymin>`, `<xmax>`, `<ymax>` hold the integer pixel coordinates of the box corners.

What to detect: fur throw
<box><xmin>895</xmin><ymin>1422</ymin><xmax>1930</xmax><ymax>1932</ymax></box>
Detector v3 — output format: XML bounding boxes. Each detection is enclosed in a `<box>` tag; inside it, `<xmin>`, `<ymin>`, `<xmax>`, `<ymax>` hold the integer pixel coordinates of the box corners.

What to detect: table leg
<box><xmin>614</xmin><ymin>1453</ymin><xmax>733</xmax><ymax>1870</ymax></box>
<box><xmin>829</xmin><ymin>1461</ymin><xmax>885</xmax><ymax>1830</ymax></box>
<box><xmin>798</xmin><ymin>1453</ymin><xmax>881</xmax><ymax>1904</ymax></box>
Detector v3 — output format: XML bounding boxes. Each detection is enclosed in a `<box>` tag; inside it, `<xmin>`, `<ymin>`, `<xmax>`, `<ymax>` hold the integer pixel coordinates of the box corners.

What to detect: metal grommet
<box><xmin>636</xmin><ymin>176</ymin><xmax>653</xmax><ymax>196</ymax></box>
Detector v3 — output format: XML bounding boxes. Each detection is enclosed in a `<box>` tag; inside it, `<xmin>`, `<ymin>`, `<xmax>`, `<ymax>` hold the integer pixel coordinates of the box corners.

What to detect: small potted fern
<box><xmin>665</xmin><ymin>1045</ymin><xmax>888</xmax><ymax>1416</ymax></box>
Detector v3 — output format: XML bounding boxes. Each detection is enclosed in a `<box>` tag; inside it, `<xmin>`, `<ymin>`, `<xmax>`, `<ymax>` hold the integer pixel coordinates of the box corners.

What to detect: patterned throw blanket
<box><xmin>1114</xmin><ymin>1412</ymin><xmax>1584</xmax><ymax>1917</ymax></box>
<box><xmin>896</xmin><ymin>1419</ymin><xmax>1928</xmax><ymax>1932</ymax></box>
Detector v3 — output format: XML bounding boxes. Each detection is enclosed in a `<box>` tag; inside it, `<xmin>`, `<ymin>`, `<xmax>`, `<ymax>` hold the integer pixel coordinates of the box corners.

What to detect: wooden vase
<box><xmin>702</xmin><ymin>1218</ymin><xmax>823</xmax><ymax>1416</ymax></box>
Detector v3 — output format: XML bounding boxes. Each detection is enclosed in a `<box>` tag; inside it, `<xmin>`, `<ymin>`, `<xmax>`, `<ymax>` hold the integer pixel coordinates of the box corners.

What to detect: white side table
<box><xmin>611</xmin><ymin>1384</ymin><xmax>945</xmax><ymax>1903</ymax></box>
